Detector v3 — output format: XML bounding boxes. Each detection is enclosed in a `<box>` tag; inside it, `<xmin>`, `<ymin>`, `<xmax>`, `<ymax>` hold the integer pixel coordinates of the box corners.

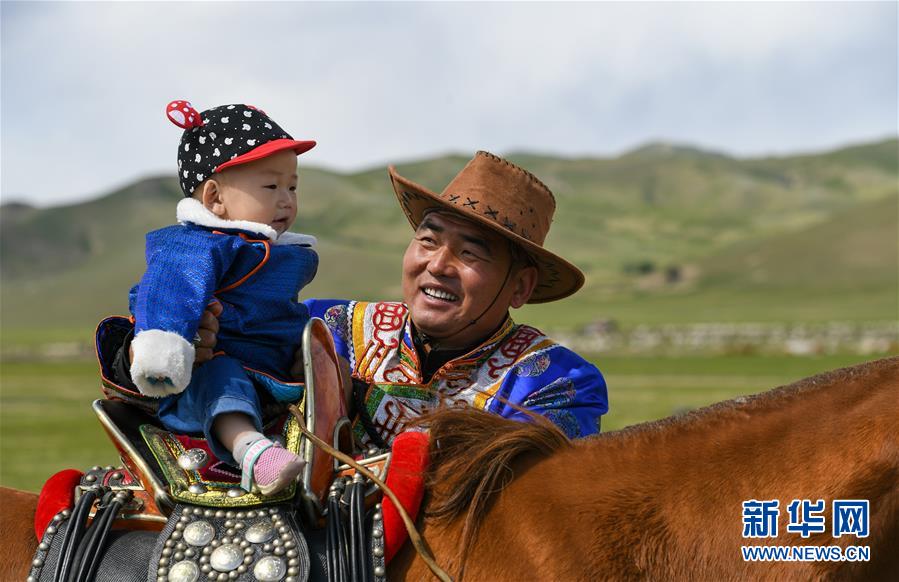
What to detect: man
<box><xmin>107</xmin><ymin>151</ymin><xmax>608</xmax><ymax>443</ymax></box>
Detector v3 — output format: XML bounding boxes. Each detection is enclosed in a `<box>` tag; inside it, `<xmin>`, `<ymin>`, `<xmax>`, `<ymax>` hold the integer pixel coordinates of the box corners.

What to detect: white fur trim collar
<box><xmin>176</xmin><ymin>198</ymin><xmax>316</xmax><ymax>246</ymax></box>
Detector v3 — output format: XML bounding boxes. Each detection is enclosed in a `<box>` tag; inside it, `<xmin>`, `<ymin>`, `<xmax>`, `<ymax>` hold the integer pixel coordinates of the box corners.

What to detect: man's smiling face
<box><xmin>401</xmin><ymin>210</ymin><xmax>537</xmax><ymax>349</ymax></box>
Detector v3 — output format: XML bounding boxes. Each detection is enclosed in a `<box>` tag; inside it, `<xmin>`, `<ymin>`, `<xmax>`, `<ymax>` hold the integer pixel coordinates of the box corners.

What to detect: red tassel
<box><xmin>381</xmin><ymin>431</ymin><xmax>430</xmax><ymax>564</ymax></box>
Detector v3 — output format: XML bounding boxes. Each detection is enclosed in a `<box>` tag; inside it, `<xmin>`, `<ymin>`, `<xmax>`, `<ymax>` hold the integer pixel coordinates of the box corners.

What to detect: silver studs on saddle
<box><xmin>167</xmin><ymin>559</ymin><xmax>200</xmax><ymax>582</ymax></box>
<box><xmin>245</xmin><ymin>520</ymin><xmax>276</xmax><ymax>544</ymax></box>
<box><xmin>178</xmin><ymin>448</ymin><xmax>209</xmax><ymax>471</ymax></box>
<box><xmin>155</xmin><ymin>504</ymin><xmax>308</xmax><ymax>582</ymax></box>
<box><xmin>254</xmin><ymin>556</ymin><xmax>287</xmax><ymax>581</ymax></box>
<box><xmin>183</xmin><ymin>520</ymin><xmax>215</xmax><ymax>546</ymax></box>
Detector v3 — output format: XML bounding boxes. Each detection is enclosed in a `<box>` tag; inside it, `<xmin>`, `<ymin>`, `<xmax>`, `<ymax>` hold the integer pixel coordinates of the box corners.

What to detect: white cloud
<box><xmin>1</xmin><ymin>1</ymin><xmax>895</xmax><ymax>206</ymax></box>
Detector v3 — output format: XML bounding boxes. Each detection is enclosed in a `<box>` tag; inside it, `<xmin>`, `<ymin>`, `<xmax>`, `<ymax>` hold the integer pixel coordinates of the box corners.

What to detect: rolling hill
<box><xmin>2</xmin><ymin>138</ymin><xmax>896</xmax><ymax>345</ymax></box>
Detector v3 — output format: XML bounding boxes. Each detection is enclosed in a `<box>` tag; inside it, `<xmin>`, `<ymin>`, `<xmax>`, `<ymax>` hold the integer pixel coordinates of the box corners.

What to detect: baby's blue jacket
<box><xmin>130</xmin><ymin>206</ymin><xmax>318</xmax><ymax>381</ymax></box>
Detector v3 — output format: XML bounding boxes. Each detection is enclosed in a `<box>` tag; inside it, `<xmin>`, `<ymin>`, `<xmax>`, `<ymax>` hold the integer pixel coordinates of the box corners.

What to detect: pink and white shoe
<box><xmin>240</xmin><ymin>439</ymin><xmax>305</xmax><ymax>496</ymax></box>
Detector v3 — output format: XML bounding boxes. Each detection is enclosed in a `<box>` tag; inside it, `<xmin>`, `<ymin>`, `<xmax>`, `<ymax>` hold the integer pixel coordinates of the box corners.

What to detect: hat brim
<box><xmin>214</xmin><ymin>138</ymin><xmax>316</xmax><ymax>173</ymax></box>
<box><xmin>388</xmin><ymin>166</ymin><xmax>585</xmax><ymax>304</ymax></box>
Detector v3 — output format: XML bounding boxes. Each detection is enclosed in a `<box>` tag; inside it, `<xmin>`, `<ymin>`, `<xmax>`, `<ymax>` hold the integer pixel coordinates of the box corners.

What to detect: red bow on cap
<box><xmin>166</xmin><ymin>100</ymin><xmax>204</xmax><ymax>129</ymax></box>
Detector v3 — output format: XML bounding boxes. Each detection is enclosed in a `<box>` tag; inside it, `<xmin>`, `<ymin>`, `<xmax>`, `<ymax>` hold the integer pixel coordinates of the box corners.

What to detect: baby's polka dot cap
<box><xmin>167</xmin><ymin>100</ymin><xmax>316</xmax><ymax>197</ymax></box>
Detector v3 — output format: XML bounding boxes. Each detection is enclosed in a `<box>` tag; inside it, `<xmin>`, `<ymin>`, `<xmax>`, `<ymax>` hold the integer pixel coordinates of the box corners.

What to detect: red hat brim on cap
<box><xmin>214</xmin><ymin>138</ymin><xmax>316</xmax><ymax>173</ymax></box>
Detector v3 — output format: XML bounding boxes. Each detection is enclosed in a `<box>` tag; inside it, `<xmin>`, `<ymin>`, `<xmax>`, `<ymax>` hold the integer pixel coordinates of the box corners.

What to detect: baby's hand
<box><xmin>194</xmin><ymin>301</ymin><xmax>223</xmax><ymax>366</ymax></box>
<box><xmin>138</xmin><ymin>374</ymin><xmax>181</xmax><ymax>396</ymax></box>
<box><xmin>132</xmin><ymin>370</ymin><xmax>186</xmax><ymax>397</ymax></box>
<box><xmin>147</xmin><ymin>376</ymin><xmax>175</xmax><ymax>387</ymax></box>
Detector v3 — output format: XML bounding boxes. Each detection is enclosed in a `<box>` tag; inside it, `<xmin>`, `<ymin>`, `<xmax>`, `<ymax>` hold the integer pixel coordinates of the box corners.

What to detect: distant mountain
<box><xmin>2</xmin><ymin>139</ymin><xmax>896</xmax><ymax>337</ymax></box>
<box><xmin>619</xmin><ymin>141</ymin><xmax>733</xmax><ymax>161</ymax></box>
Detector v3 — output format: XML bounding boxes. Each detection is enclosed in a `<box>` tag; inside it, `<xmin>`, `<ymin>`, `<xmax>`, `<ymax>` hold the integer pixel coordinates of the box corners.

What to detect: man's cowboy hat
<box><xmin>388</xmin><ymin>151</ymin><xmax>585</xmax><ymax>303</ymax></box>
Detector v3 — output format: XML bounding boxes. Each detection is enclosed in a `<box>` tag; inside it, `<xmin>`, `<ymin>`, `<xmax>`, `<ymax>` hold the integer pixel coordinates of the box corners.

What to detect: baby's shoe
<box><xmin>240</xmin><ymin>439</ymin><xmax>305</xmax><ymax>496</ymax></box>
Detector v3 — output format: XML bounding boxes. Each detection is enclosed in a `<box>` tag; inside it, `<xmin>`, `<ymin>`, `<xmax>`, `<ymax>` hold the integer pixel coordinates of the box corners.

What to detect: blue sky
<box><xmin>1</xmin><ymin>1</ymin><xmax>896</xmax><ymax>206</ymax></box>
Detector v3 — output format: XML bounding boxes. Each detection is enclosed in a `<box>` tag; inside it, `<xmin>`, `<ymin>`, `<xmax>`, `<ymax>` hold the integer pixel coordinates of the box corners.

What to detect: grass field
<box><xmin>0</xmin><ymin>352</ymin><xmax>885</xmax><ymax>493</ymax></box>
<box><xmin>591</xmin><ymin>353</ymin><xmax>883</xmax><ymax>429</ymax></box>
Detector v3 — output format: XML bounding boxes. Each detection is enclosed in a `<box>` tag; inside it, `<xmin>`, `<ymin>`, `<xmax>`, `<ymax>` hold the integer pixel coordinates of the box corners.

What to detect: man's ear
<box><xmin>509</xmin><ymin>265</ymin><xmax>538</xmax><ymax>309</ymax></box>
<box><xmin>199</xmin><ymin>179</ymin><xmax>227</xmax><ymax>218</ymax></box>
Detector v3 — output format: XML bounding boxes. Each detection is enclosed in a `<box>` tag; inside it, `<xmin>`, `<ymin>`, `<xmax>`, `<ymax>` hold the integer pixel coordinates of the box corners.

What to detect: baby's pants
<box><xmin>157</xmin><ymin>355</ymin><xmax>263</xmax><ymax>465</ymax></box>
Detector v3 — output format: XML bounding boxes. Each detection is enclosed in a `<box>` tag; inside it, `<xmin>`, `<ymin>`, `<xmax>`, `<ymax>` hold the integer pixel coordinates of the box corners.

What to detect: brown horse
<box><xmin>392</xmin><ymin>356</ymin><xmax>899</xmax><ymax>580</ymax></box>
<box><xmin>3</xmin><ymin>357</ymin><xmax>897</xmax><ymax>580</ymax></box>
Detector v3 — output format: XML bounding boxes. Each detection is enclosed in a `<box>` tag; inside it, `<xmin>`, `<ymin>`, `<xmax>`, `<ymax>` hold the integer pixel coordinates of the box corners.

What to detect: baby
<box><xmin>128</xmin><ymin>100</ymin><xmax>317</xmax><ymax>495</ymax></box>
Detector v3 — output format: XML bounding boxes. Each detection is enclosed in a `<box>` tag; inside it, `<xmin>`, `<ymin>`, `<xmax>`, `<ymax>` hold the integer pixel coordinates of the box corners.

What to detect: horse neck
<box><xmin>574</xmin><ymin>357</ymin><xmax>899</xmax><ymax>497</ymax></box>
<box><xmin>399</xmin><ymin>358</ymin><xmax>898</xmax><ymax>580</ymax></box>
<box><xmin>454</xmin><ymin>358</ymin><xmax>899</xmax><ymax>579</ymax></box>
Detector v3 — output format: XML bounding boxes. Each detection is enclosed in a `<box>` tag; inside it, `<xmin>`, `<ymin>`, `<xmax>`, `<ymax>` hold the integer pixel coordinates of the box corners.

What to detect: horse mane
<box><xmin>417</xmin><ymin>406</ymin><xmax>571</xmax><ymax>560</ymax></box>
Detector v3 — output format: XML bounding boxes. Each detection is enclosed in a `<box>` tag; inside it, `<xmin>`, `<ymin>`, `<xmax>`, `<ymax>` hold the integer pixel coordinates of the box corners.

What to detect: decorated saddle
<box><xmin>28</xmin><ymin>318</ymin><xmax>429</xmax><ymax>582</ymax></box>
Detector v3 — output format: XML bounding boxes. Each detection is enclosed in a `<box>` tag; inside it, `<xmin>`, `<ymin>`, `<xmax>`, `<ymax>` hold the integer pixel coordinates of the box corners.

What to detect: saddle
<box><xmin>29</xmin><ymin>317</ymin><xmax>394</xmax><ymax>582</ymax></box>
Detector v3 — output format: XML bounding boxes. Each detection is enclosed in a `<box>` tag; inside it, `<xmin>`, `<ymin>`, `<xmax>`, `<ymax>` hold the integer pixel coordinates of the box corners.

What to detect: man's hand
<box><xmin>129</xmin><ymin>301</ymin><xmax>222</xmax><ymax>365</ymax></box>
<box><xmin>194</xmin><ymin>301</ymin><xmax>223</xmax><ymax>365</ymax></box>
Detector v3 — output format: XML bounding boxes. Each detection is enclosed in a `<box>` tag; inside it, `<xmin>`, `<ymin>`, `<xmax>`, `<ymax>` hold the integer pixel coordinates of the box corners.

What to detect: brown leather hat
<box><xmin>388</xmin><ymin>151</ymin><xmax>585</xmax><ymax>303</ymax></box>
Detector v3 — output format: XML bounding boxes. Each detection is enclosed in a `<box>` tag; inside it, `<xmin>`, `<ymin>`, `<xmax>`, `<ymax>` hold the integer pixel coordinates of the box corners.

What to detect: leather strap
<box><xmin>53</xmin><ymin>487</ymin><xmax>100</xmax><ymax>581</ymax></box>
<box><xmin>326</xmin><ymin>488</ymin><xmax>349</xmax><ymax>582</ymax></box>
<box><xmin>72</xmin><ymin>491</ymin><xmax>130</xmax><ymax>582</ymax></box>
<box><xmin>352</xmin><ymin>379</ymin><xmax>387</xmax><ymax>449</ymax></box>
<box><xmin>348</xmin><ymin>478</ymin><xmax>371</xmax><ymax>582</ymax></box>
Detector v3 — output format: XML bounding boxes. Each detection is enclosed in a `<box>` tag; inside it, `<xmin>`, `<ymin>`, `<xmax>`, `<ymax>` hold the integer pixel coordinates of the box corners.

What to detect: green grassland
<box><xmin>1</xmin><ymin>142</ymin><xmax>895</xmax><ymax>491</ymax></box>
<box><xmin>593</xmin><ymin>353</ymin><xmax>886</xmax><ymax>429</ymax></box>
<box><xmin>0</xmin><ymin>353</ymin><xmax>885</xmax><ymax>492</ymax></box>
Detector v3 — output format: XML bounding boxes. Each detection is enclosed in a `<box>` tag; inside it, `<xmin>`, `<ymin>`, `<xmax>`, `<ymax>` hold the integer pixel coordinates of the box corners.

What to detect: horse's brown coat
<box><xmin>394</xmin><ymin>356</ymin><xmax>899</xmax><ymax>580</ymax></box>
<box><xmin>0</xmin><ymin>486</ymin><xmax>39</xmax><ymax>580</ymax></box>
<box><xmin>2</xmin><ymin>357</ymin><xmax>897</xmax><ymax>581</ymax></box>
